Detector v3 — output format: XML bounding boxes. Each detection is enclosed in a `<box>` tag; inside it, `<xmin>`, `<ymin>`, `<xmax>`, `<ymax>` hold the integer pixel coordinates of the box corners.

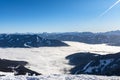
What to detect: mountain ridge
<box><xmin>39</xmin><ymin>30</ymin><xmax>120</xmax><ymax>46</ymax></box>
<box><xmin>0</xmin><ymin>34</ymin><xmax>68</xmax><ymax>48</ymax></box>
<box><xmin>66</xmin><ymin>52</ymin><xmax>120</xmax><ymax>76</ymax></box>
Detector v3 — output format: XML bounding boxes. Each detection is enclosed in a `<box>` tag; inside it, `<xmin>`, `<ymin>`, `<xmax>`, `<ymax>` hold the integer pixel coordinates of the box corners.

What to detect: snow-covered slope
<box><xmin>66</xmin><ymin>52</ymin><xmax>120</xmax><ymax>75</ymax></box>
<box><xmin>0</xmin><ymin>74</ymin><xmax>120</xmax><ymax>80</ymax></box>
<box><xmin>0</xmin><ymin>41</ymin><xmax>120</xmax><ymax>75</ymax></box>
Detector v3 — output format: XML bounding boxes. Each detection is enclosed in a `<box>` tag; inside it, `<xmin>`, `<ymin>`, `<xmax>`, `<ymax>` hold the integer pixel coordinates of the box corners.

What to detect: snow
<box><xmin>83</xmin><ymin>61</ymin><xmax>93</xmax><ymax>70</ymax></box>
<box><xmin>37</xmin><ymin>36</ymin><xmax>39</xmax><ymax>42</ymax></box>
<box><xmin>8</xmin><ymin>39</ymin><xmax>13</xmax><ymax>42</ymax></box>
<box><xmin>0</xmin><ymin>41</ymin><xmax>119</xmax><ymax>75</ymax></box>
<box><xmin>0</xmin><ymin>74</ymin><xmax>120</xmax><ymax>80</ymax></box>
<box><xmin>82</xmin><ymin>61</ymin><xmax>93</xmax><ymax>73</ymax></box>
<box><xmin>0</xmin><ymin>71</ymin><xmax>14</xmax><ymax>76</ymax></box>
<box><xmin>17</xmin><ymin>38</ymin><xmax>19</xmax><ymax>40</ymax></box>
<box><xmin>24</xmin><ymin>43</ymin><xmax>31</xmax><ymax>48</ymax></box>
<box><xmin>100</xmin><ymin>59</ymin><xmax>113</xmax><ymax>72</ymax></box>
<box><xmin>84</xmin><ymin>59</ymin><xmax>114</xmax><ymax>73</ymax></box>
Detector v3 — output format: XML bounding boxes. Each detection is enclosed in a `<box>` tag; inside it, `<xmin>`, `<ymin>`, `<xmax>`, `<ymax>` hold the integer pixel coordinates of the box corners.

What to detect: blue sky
<box><xmin>0</xmin><ymin>0</ymin><xmax>120</xmax><ymax>33</ymax></box>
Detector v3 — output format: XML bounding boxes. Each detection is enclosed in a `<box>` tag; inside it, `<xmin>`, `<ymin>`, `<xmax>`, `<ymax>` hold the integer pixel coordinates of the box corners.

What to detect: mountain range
<box><xmin>0</xmin><ymin>30</ymin><xmax>119</xmax><ymax>76</ymax></box>
<box><xmin>39</xmin><ymin>30</ymin><xmax>120</xmax><ymax>46</ymax></box>
<box><xmin>0</xmin><ymin>30</ymin><xmax>119</xmax><ymax>47</ymax></box>
<box><xmin>0</xmin><ymin>34</ymin><xmax>68</xmax><ymax>48</ymax></box>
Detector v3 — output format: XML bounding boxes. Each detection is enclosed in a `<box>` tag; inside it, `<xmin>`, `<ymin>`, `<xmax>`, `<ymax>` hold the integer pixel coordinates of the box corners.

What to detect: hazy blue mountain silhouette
<box><xmin>39</xmin><ymin>30</ymin><xmax>120</xmax><ymax>46</ymax></box>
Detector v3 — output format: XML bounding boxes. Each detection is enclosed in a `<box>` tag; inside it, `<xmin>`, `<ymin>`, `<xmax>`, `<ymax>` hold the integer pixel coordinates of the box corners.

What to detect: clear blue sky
<box><xmin>0</xmin><ymin>0</ymin><xmax>120</xmax><ymax>33</ymax></box>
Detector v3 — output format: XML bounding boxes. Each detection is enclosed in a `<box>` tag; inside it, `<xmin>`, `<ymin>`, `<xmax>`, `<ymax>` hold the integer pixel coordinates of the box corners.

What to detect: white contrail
<box><xmin>100</xmin><ymin>0</ymin><xmax>120</xmax><ymax>16</ymax></box>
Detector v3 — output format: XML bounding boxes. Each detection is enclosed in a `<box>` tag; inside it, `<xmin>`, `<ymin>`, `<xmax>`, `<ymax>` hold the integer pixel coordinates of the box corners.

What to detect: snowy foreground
<box><xmin>0</xmin><ymin>74</ymin><xmax>120</xmax><ymax>80</ymax></box>
<box><xmin>0</xmin><ymin>41</ymin><xmax>120</xmax><ymax>74</ymax></box>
